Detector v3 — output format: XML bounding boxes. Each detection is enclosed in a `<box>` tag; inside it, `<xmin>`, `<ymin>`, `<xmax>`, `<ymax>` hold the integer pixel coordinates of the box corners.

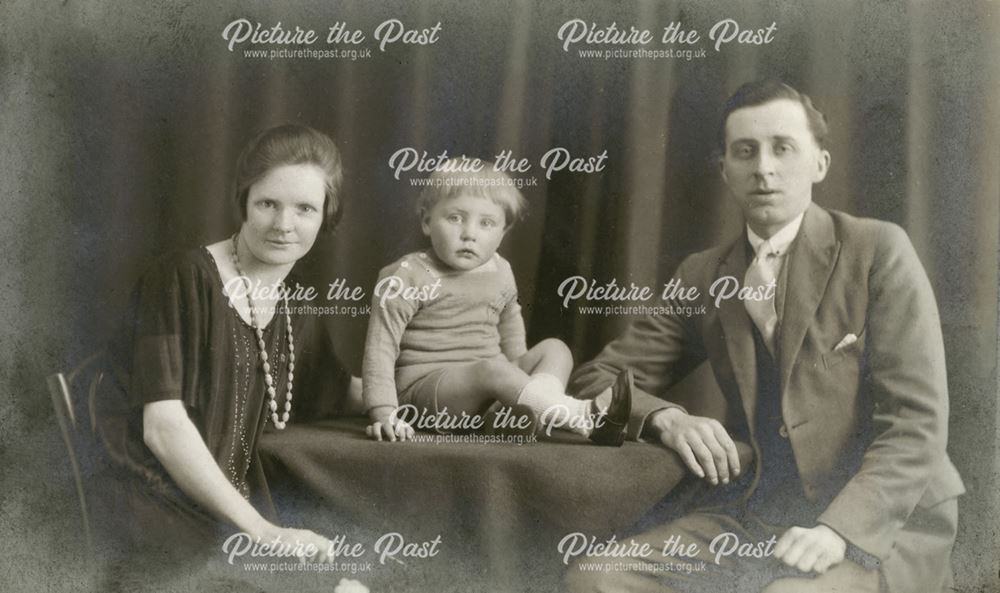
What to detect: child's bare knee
<box><xmin>538</xmin><ymin>338</ymin><xmax>573</xmax><ymax>364</ymax></box>
<box><xmin>471</xmin><ymin>358</ymin><xmax>512</xmax><ymax>382</ymax></box>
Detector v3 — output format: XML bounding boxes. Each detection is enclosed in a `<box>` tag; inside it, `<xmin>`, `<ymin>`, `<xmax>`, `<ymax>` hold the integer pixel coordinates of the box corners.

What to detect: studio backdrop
<box><xmin>2</xmin><ymin>1</ymin><xmax>997</xmax><ymax>591</ymax></box>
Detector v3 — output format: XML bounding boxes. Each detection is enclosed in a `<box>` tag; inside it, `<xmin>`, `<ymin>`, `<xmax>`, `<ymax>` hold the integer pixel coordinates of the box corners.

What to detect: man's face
<box><xmin>720</xmin><ymin>98</ymin><xmax>830</xmax><ymax>238</ymax></box>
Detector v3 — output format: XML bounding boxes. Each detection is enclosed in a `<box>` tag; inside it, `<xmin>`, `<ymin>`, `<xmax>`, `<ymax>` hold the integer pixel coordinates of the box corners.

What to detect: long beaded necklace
<box><xmin>231</xmin><ymin>233</ymin><xmax>294</xmax><ymax>429</ymax></box>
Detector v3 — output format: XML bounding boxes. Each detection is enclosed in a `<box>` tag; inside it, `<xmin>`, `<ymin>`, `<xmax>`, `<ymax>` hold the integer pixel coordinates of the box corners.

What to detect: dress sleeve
<box><xmin>497</xmin><ymin>259</ymin><xmax>527</xmax><ymax>360</ymax></box>
<box><xmin>361</xmin><ymin>261</ymin><xmax>421</xmax><ymax>411</ymax></box>
<box><xmin>127</xmin><ymin>255</ymin><xmax>209</xmax><ymax>409</ymax></box>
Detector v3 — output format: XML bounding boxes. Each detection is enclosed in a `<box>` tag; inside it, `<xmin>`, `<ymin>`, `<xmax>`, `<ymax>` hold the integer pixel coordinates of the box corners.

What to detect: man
<box><xmin>565</xmin><ymin>81</ymin><xmax>964</xmax><ymax>593</ymax></box>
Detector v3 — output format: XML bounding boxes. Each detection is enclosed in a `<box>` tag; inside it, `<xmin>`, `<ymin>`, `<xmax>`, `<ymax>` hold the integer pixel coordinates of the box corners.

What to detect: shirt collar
<box><xmin>747</xmin><ymin>213</ymin><xmax>805</xmax><ymax>257</ymax></box>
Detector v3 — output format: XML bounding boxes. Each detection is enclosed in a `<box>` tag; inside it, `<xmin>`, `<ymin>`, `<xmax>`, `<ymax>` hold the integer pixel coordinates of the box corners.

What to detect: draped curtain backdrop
<box><xmin>3</xmin><ymin>0</ymin><xmax>997</xmax><ymax>590</ymax></box>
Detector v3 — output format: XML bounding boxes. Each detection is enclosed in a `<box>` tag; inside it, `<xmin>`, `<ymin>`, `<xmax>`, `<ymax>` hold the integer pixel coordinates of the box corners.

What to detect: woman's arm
<box><xmin>143</xmin><ymin>400</ymin><xmax>336</xmax><ymax>561</ymax></box>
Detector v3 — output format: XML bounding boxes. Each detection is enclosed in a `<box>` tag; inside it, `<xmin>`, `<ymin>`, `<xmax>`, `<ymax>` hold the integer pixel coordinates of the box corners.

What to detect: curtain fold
<box><xmin>4</xmin><ymin>0</ymin><xmax>995</xmax><ymax>589</ymax></box>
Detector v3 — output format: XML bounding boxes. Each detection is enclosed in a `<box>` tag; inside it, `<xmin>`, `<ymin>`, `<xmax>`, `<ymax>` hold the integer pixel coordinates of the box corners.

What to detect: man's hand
<box><xmin>649</xmin><ymin>407</ymin><xmax>740</xmax><ymax>485</ymax></box>
<box><xmin>773</xmin><ymin>524</ymin><xmax>846</xmax><ymax>574</ymax></box>
<box><xmin>365</xmin><ymin>406</ymin><xmax>414</xmax><ymax>442</ymax></box>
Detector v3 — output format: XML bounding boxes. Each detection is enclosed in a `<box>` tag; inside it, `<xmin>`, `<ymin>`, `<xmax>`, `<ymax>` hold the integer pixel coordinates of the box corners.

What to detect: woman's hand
<box><xmin>250</xmin><ymin>521</ymin><xmax>339</xmax><ymax>564</ymax></box>
<box><xmin>334</xmin><ymin>578</ymin><xmax>370</xmax><ymax>593</ymax></box>
<box><xmin>365</xmin><ymin>406</ymin><xmax>414</xmax><ymax>442</ymax></box>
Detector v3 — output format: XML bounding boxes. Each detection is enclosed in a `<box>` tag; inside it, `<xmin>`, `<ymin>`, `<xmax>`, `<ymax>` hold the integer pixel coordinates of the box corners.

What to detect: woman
<box><xmin>95</xmin><ymin>124</ymin><xmax>357</xmax><ymax>574</ymax></box>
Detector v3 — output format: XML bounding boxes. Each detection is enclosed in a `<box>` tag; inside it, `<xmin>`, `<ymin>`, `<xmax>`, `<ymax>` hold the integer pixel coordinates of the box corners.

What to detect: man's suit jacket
<box><xmin>569</xmin><ymin>204</ymin><xmax>964</xmax><ymax>593</ymax></box>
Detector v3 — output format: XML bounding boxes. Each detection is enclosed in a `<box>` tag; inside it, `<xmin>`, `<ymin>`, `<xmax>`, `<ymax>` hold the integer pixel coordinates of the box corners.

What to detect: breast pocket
<box><xmin>822</xmin><ymin>327</ymin><xmax>867</xmax><ymax>371</ymax></box>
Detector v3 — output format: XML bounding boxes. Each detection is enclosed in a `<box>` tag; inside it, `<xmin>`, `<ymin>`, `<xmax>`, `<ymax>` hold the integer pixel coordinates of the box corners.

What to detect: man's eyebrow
<box><xmin>729</xmin><ymin>135</ymin><xmax>800</xmax><ymax>145</ymax></box>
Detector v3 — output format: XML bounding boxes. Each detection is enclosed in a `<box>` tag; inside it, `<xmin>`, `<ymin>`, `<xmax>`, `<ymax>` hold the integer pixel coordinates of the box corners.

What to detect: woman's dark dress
<box><xmin>94</xmin><ymin>248</ymin><xmax>350</xmax><ymax>561</ymax></box>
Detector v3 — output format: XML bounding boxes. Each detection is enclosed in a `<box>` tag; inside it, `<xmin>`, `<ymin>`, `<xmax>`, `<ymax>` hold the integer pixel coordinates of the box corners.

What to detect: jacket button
<box><xmin>778</xmin><ymin>424</ymin><xmax>789</xmax><ymax>438</ymax></box>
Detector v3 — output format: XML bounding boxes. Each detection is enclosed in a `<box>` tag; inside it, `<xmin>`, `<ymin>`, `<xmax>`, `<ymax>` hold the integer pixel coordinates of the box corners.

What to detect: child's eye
<box><xmin>481</xmin><ymin>219</ymin><xmax>497</xmax><ymax>228</ymax></box>
<box><xmin>298</xmin><ymin>204</ymin><xmax>317</xmax><ymax>214</ymax></box>
<box><xmin>258</xmin><ymin>199</ymin><xmax>276</xmax><ymax>208</ymax></box>
<box><xmin>774</xmin><ymin>143</ymin><xmax>793</xmax><ymax>155</ymax></box>
<box><xmin>446</xmin><ymin>214</ymin><xmax>463</xmax><ymax>223</ymax></box>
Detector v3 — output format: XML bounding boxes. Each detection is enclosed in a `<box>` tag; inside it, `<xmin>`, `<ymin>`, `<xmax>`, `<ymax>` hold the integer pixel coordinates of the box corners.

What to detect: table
<box><xmin>260</xmin><ymin>418</ymin><xmax>752</xmax><ymax>592</ymax></box>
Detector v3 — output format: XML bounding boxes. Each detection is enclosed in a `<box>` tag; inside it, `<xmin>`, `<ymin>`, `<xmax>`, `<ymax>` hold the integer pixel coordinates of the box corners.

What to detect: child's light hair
<box><xmin>417</xmin><ymin>160</ymin><xmax>528</xmax><ymax>229</ymax></box>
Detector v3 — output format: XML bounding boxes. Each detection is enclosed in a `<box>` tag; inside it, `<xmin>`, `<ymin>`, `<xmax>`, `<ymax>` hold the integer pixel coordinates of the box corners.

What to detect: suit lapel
<box><xmin>715</xmin><ymin>237</ymin><xmax>760</xmax><ymax>431</ymax></box>
<box><xmin>777</xmin><ymin>205</ymin><xmax>840</xmax><ymax>394</ymax></box>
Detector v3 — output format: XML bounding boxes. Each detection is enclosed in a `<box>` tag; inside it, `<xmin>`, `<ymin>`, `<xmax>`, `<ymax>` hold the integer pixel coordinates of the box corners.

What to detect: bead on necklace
<box><xmin>231</xmin><ymin>233</ymin><xmax>294</xmax><ymax>429</ymax></box>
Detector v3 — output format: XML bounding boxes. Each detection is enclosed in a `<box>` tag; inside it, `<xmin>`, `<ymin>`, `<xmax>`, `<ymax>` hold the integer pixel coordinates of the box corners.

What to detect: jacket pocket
<box><xmin>822</xmin><ymin>327</ymin><xmax>866</xmax><ymax>370</ymax></box>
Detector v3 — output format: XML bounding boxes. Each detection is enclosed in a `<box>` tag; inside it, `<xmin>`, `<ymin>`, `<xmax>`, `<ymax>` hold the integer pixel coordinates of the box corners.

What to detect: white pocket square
<box><xmin>834</xmin><ymin>333</ymin><xmax>858</xmax><ymax>351</ymax></box>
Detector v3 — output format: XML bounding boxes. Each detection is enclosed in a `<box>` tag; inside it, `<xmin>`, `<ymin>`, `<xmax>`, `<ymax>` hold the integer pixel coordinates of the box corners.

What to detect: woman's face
<box><xmin>242</xmin><ymin>163</ymin><xmax>327</xmax><ymax>267</ymax></box>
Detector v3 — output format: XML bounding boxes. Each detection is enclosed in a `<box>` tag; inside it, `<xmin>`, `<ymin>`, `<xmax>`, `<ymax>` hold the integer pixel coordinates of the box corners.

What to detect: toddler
<box><xmin>362</xmin><ymin>161</ymin><xmax>630</xmax><ymax>443</ymax></box>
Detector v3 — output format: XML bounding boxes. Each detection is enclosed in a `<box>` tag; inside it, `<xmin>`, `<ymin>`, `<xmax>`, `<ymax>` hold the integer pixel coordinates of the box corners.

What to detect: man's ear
<box><xmin>814</xmin><ymin>149</ymin><xmax>831</xmax><ymax>183</ymax></box>
<box><xmin>718</xmin><ymin>154</ymin><xmax>729</xmax><ymax>185</ymax></box>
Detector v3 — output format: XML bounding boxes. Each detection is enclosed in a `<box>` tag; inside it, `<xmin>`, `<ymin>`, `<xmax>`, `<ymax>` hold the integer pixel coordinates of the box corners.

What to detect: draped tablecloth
<box><xmin>259</xmin><ymin>418</ymin><xmax>752</xmax><ymax>592</ymax></box>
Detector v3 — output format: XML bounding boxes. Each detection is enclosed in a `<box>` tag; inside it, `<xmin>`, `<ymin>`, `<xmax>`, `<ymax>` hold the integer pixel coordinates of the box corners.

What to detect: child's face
<box><xmin>421</xmin><ymin>193</ymin><xmax>507</xmax><ymax>271</ymax></box>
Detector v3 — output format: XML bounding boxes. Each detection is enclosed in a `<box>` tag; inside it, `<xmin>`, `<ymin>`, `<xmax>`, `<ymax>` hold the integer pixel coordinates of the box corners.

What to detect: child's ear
<box><xmin>420</xmin><ymin>211</ymin><xmax>431</xmax><ymax>236</ymax></box>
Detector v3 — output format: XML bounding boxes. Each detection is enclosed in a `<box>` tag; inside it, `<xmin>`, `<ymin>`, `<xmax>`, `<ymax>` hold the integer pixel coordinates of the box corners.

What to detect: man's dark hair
<box><xmin>717</xmin><ymin>80</ymin><xmax>829</xmax><ymax>154</ymax></box>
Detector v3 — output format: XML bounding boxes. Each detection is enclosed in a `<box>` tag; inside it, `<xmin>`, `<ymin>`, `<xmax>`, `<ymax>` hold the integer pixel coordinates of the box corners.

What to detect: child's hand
<box><xmin>365</xmin><ymin>406</ymin><xmax>415</xmax><ymax>442</ymax></box>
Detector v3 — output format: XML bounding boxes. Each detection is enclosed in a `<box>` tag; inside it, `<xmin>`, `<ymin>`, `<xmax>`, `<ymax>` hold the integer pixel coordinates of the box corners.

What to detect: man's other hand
<box><xmin>649</xmin><ymin>407</ymin><xmax>741</xmax><ymax>485</ymax></box>
<box><xmin>774</xmin><ymin>524</ymin><xmax>847</xmax><ymax>574</ymax></box>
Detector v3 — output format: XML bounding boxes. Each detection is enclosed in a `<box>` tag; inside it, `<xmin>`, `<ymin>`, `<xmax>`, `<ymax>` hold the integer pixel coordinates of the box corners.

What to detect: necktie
<box><xmin>744</xmin><ymin>242</ymin><xmax>779</xmax><ymax>354</ymax></box>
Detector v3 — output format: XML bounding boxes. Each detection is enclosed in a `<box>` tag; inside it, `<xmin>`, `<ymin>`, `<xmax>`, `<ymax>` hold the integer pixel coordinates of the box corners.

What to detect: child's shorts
<box><xmin>396</xmin><ymin>355</ymin><xmax>510</xmax><ymax>432</ymax></box>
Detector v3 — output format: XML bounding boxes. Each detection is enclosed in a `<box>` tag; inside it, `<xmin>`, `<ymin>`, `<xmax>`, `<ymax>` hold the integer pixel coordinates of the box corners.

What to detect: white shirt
<box><xmin>746</xmin><ymin>214</ymin><xmax>804</xmax><ymax>328</ymax></box>
<box><xmin>746</xmin><ymin>213</ymin><xmax>805</xmax><ymax>280</ymax></box>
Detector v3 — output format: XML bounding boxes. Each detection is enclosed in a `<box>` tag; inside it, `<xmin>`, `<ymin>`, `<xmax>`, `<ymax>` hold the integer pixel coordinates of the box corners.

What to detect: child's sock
<box><xmin>515</xmin><ymin>373</ymin><xmax>593</xmax><ymax>436</ymax></box>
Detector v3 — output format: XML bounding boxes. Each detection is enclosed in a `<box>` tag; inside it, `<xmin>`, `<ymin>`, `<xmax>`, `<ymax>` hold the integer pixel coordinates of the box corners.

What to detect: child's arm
<box><xmin>497</xmin><ymin>262</ymin><xmax>527</xmax><ymax>360</ymax></box>
<box><xmin>362</xmin><ymin>264</ymin><xmax>421</xmax><ymax>441</ymax></box>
